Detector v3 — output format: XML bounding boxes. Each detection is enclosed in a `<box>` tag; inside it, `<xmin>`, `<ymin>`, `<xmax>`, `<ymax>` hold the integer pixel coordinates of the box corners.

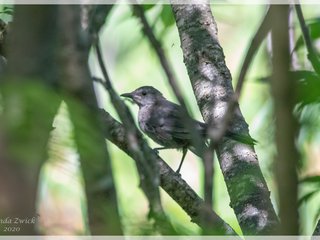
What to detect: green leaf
<box><xmin>257</xmin><ymin>71</ymin><xmax>320</xmax><ymax>106</ymax></box>
<box><xmin>314</xmin><ymin>205</ymin><xmax>320</xmax><ymax>225</ymax></box>
<box><xmin>295</xmin><ymin>72</ymin><xmax>320</xmax><ymax>106</ymax></box>
<box><xmin>298</xmin><ymin>189</ymin><xmax>319</xmax><ymax>206</ymax></box>
<box><xmin>142</xmin><ymin>4</ymin><xmax>156</xmax><ymax>11</ymax></box>
<box><xmin>160</xmin><ymin>5</ymin><xmax>175</xmax><ymax>28</ymax></box>
<box><xmin>257</xmin><ymin>70</ymin><xmax>318</xmax><ymax>82</ymax></box>
<box><xmin>3</xmin><ymin>9</ymin><xmax>13</xmax><ymax>14</ymax></box>
<box><xmin>294</xmin><ymin>19</ymin><xmax>320</xmax><ymax>51</ymax></box>
<box><xmin>299</xmin><ymin>175</ymin><xmax>320</xmax><ymax>184</ymax></box>
<box><xmin>0</xmin><ymin>6</ymin><xmax>13</xmax><ymax>15</ymax></box>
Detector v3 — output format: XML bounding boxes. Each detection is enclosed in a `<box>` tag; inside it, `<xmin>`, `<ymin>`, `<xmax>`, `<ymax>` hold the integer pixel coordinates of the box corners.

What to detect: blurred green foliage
<box><xmin>1</xmin><ymin>4</ymin><xmax>317</xmax><ymax>235</ymax></box>
<box><xmin>0</xmin><ymin>5</ymin><xmax>13</xmax><ymax>23</ymax></box>
<box><xmin>295</xmin><ymin>17</ymin><xmax>320</xmax><ymax>51</ymax></box>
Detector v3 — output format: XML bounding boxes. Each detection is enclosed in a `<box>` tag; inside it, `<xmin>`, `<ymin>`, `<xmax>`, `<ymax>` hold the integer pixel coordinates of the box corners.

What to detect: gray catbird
<box><xmin>121</xmin><ymin>86</ymin><xmax>256</xmax><ymax>173</ymax></box>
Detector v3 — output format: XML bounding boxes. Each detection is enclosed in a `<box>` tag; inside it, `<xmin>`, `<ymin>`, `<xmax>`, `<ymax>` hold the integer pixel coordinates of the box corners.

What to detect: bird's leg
<box><xmin>154</xmin><ymin>147</ymin><xmax>170</xmax><ymax>151</ymax></box>
<box><xmin>176</xmin><ymin>148</ymin><xmax>188</xmax><ymax>174</ymax></box>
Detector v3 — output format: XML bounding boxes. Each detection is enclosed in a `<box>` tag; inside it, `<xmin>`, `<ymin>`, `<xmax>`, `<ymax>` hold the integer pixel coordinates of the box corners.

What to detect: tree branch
<box><xmin>94</xmin><ymin>39</ymin><xmax>176</xmax><ymax>234</ymax></box>
<box><xmin>313</xmin><ymin>219</ymin><xmax>320</xmax><ymax>236</ymax></box>
<box><xmin>209</xmin><ymin>6</ymin><xmax>273</xmax><ymax>144</ymax></box>
<box><xmin>171</xmin><ymin>2</ymin><xmax>279</xmax><ymax>234</ymax></box>
<box><xmin>99</xmin><ymin>109</ymin><xmax>239</xmax><ymax>236</ymax></box>
<box><xmin>84</xmin><ymin>5</ymin><xmax>176</xmax><ymax>233</ymax></box>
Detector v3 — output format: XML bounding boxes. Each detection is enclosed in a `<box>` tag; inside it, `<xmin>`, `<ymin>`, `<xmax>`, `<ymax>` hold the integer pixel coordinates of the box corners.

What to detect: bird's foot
<box><xmin>175</xmin><ymin>168</ymin><xmax>181</xmax><ymax>177</ymax></box>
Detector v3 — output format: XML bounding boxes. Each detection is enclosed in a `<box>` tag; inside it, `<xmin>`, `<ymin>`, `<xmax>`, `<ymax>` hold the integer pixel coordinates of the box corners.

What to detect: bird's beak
<box><xmin>120</xmin><ymin>92</ymin><xmax>133</xmax><ymax>99</ymax></box>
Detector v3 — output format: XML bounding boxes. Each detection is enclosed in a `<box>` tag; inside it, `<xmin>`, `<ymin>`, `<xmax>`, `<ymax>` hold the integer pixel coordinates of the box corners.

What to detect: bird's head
<box><xmin>121</xmin><ymin>86</ymin><xmax>164</xmax><ymax>107</ymax></box>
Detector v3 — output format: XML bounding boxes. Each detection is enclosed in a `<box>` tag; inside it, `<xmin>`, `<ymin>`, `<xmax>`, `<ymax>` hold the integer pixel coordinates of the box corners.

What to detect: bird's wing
<box><xmin>154</xmin><ymin>100</ymin><xmax>206</xmax><ymax>140</ymax></box>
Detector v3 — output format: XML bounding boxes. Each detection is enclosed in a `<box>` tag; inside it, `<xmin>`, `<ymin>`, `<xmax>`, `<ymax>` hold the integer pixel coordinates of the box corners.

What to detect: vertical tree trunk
<box><xmin>271</xmin><ymin>5</ymin><xmax>299</xmax><ymax>235</ymax></box>
<box><xmin>57</xmin><ymin>6</ymin><xmax>122</xmax><ymax>234</ymax></box>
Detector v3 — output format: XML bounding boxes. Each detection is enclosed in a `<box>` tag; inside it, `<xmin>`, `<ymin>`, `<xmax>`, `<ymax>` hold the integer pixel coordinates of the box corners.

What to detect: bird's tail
<box><xmin>188</xmin><ymin>131</ymin><xmax>256</xmax><ymax>208</ymax></box>
<box><xmin>226</xmin><ymin>131</ymin><xmax>258</xmax><ymax>145</ymax></box>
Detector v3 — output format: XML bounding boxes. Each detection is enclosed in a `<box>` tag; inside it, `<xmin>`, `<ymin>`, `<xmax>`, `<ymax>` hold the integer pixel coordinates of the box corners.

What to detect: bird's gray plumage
<box><xmin>122</xmin><ymin>86</ymin><xmax>205</xmax><ymax>146</ymax></box>
<box><xmin>121</xmin><ymin>86</ymin><xmax>255</xmax><ymax>172</ymax></box>
<box><xmin>138</xmin><ymin>99</ymin><xmax>206</xmax><ymax>148</ymax></box>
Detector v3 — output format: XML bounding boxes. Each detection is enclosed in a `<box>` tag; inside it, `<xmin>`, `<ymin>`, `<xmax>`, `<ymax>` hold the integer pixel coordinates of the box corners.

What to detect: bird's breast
<box><xmin>138</xmin><ymin>106</ymin><xmax>154</xmax><ymax>134</ymax></box>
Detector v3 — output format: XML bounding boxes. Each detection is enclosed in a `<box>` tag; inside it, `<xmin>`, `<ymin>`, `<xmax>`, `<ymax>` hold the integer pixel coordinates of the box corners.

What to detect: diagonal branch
<box><xmin>171</xmin><ymin>2</ymin><xmax>279</xmax><ymax>234</ymax></box>
<box><xmin>132</xmin><ymin>5</ymin><xmax>185</xmax><ymax>108</ymax></box>
<box><xmin>94</xmin><ymin>39</ymin><xmax>175</xmax><ymax>234</ymax></box>
<box><xmin>99</xmin><ymin>109</ymin><xmax>239</xmax><ymax>236</ymax></box>
<box><xmin>207</xmin><ymin>6</ymin><xmax>273</xmax><ymax>146</ymax></box>
<box><xmin>85</xmin><ymin>5</ymin><xmax>174</xmax><ymax>233</ymax></box>
<box><xmin>313</xmin><ymin>219</ymin><xmax>320</xmax><ymax>236</ymax></box>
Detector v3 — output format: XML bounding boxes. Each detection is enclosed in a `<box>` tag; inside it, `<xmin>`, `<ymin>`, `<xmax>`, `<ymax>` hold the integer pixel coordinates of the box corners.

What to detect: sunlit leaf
<box><xmin>314</xmin><ymin>205</ymin><xmax>320</xmax><ymax>225</ymax></box>
<box><xmin>160</xmin><ymin>5</ymin><xmax>175</xmax><ymax>28</ymax></box>
<box><xmin>257</xmin><ymin>71</ymin><xmax>320</xmax><ymax>106</ymax></box>
<box><xmin>143</xmin><ymin>4</ymin><xmax>156</xmax><ymax>11</ymax></box>
<box><xmin>298</xmin><ymin>189</ymin><xmax>319</xmax><ymax>206</ymax></box>
<box><xmin>295</xmin><ymin>72</ymin><xmax>320</xmax><ymax>106</ymax></box>
<box><xmin>299</xmin><ymin>175</ymin><xmax>320</xmax><ymax>184</ymax></box>
<box><xmin>0</xmin><ymin>6</ymin><xmax>13</xmax><ymax>15</ymax></box>
<box><xmin>294</xmin><ymin>19</ymin><xmax>320</xmax><ymax>51</ymax></box>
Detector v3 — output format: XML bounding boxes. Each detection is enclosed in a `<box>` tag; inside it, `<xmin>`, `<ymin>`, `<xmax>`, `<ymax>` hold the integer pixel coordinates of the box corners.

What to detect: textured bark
<box><xmin>57</xmin><ymin>6</ymin><xmax>122</xmax><ymax>234</ymax></box>
<box><xmin>0</xmin><ymin>6</ymin><xmax>60</xmax><ymax>234</ymax></box>
<box><xmin>171</xmin><ymin>3</ymin><xmax>279</xmax><ymax>234</ymax></box>
<box><xmin>271</xmin><ymin>5</ymin><xmax>299</xmax><ymax>235</ymax></box>
<box><xmin>0</xmin><ymin>19</ymin><xmax>7</xmax><ymax>75</ymax></box>
<box><xmin>100</xmin><ymin>109</ymin><xmax>238</xmax><ymax>236</ymax></box>
<box><xmin>313</xmin><ymin>219</ymin><xmax>320</xmax><ymax>236</ymax></box>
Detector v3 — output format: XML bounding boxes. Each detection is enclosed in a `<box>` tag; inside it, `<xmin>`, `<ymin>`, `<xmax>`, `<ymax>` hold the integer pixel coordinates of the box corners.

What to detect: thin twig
<box><xmin>89</xmin><ymin>7</ymin><xmax>174</xmax><ymax>232</ymax></box>
<box><xmin>132</xmin><ymin>4</ymin><xmax>214</xmax><ymax>207</ymax></box>
<box><xmin>207</xmin><ymin>6</ymin><xmax>273</xmax><ymax>144</ymax></box>
<box><xmin>132</xmin><ymin>5</ymin><xmax>204</xmax><ymax>152</ymax></box>
<box><xmin>94</xmin><ymin>38</ymin><xmax>175</xmax><ymax>234</ymax></box>
<box><xmin>295</xmin><ymin>3</ymin><xmax>320</xmax><ymax>75</ymax></box>
<box><xmin>289</xmin><ymin>5</ymin><xmax>301</xmax><ymax>70</ymax></box>
<box><xmin>132</xmin><ymin>5</ymin><xmax>185</xmax><ymax>106</ymax></box>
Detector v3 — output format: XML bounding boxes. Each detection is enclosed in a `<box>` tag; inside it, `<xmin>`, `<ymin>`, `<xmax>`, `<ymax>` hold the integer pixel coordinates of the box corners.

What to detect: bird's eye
<box><xmin>141</xmin><ymin>91</ymin><xmax>147</xmax><ymax>96</ymax></box>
